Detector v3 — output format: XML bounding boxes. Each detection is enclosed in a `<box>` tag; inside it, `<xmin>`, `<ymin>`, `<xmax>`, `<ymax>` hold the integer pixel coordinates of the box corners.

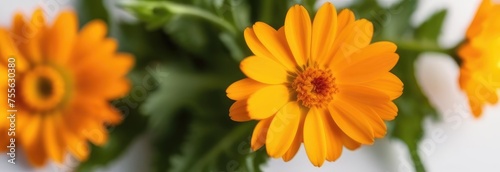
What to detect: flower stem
<box><xmin>408</xmin><ymin>143</ymin><xmax>426</xmax><ymax>172</ymax></box>
<box><xmin>121</xmin><ymin>1</ymin><xmax>238</xmax><ymax>35</ymax></box>
<box><xmin>395</xmin><ymin>41</ymin><xmax>448</xmax><ymax>54</ymax></box>
<box><xmin>191</xmin><ymin>122</ymin><xmax>255</xmax><ymax>170</ymax></box>
<box><xmin>394</xmin><ymin>40</ymin><xmax>462</xmax><ymax>60</ymax></box>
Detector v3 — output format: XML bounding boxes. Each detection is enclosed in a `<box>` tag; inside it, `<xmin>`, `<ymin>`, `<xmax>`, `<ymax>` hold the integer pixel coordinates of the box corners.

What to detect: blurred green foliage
<box><xmin>350</xmin><ymin>1</ymin><xmax>450</xmax><ymax>172</ymax></box>
<box><xmin>73</xmin><ymin>0</ymin><xmax>459</xmax><ymax>172</ymax></box>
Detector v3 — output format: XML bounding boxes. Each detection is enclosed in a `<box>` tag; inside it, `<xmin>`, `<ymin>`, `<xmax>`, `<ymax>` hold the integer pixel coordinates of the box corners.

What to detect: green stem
<box><xmin>191</xmin><ymin>122</ymin><xmax>255</xmax><ymax>171</ymax></box>
<box><xmin>395</xmin><ymin>41</ymin><xmax>448</xmax><ymax>54</ymax></box>
<box><xmin>452</xmin><ymin>55</ymin><xmax>462</xmax><ymax>66</ymax></box>
<box><xmin>121</xmin><ymin>1</ymin><xmax>238</xmax><ymax>36</ymax></box>
<box><xmin>408</xmin><ymin>143</ymin><xmax>426</xmax><ymax>172</ymax></box>
<box><xmin>395</xmin><ymin>40</ymin><xmax>463</xmax><ymax>64</ymax></box>
<box><xmin>448</xmin><ymin>43</ymin><xmax>462</xmax><ymax>66</ymax></box>
<box><xmin>260</xmin><ymin>0</ymin><xmax>274</xmax><ymax>23</ymax></box>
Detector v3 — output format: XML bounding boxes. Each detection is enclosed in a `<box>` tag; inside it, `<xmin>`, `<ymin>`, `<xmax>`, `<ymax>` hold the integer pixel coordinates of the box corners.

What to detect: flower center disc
<box><xmin>22</xmin><ymin>65</ymin><xmax>66</xmax><ymax>112</ymax></box>
<box><xmin>292</xmin><ymin>67</ymin><xmax>338</xmax><ymax>108</ymax></box>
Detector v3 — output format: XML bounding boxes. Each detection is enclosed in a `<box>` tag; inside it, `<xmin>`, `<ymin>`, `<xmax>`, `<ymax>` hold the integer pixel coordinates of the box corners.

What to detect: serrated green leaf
<box><xmin>145</xmin><ymin>82</ymin><xmax>268</xmax><ymax>172</ymax></box>
<box><xmin>415</xmin><ymin>10</ymin><xmax>447</xmax><ymax>42</ymax></box>
<box><xmin>140</xmin><ymin>66</ymin><xmax>218</xmax><ymax>126</ymax></box>
<box><xmin>163</xmin><ymin>15</ymin><xmax>209</xmax><ymax>54</ymax></box>
<box><xmin>169</xmin><ymin>119</ymin><xmax>267</xmax><ymax>172</ymax></box>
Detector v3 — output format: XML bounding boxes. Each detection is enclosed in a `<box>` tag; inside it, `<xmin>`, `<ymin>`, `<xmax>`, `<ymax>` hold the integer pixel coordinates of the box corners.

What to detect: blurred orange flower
<box><xmin>0</xmin><ymin>9</ymin><xmax>133</xmax><ymax>166</ymax></box>
<box><xmin>226</xmin><ymin>2</ymin><xmax>402</xmax><ymax>166</ymax></box>
<box><xmin>459</xmin><ymin>0</ymin><xmax>500</xmax><ymax>117</ymax></box>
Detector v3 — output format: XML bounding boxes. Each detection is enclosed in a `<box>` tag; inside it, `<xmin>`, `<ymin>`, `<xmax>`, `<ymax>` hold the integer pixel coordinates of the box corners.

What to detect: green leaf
<box><xmin>121</xmin><ymin>1</ymin><xmax>237</xmax><ymax>35</ymax></box>
<box><xmin>415</xmin><ymin>10</ymin><xmax>447</xmax><ymax>42</ymax></box>
<box><xmin>379</xmin><ymin>0</ymin><xmax>418</xmax><ymax>40</ymax></box>
<box><xmin>219</xmin><ymin>32</ymin><xmax>245</xmax><ymax>61</ymax></box>
<box><xmin>388</xmin><ymin>0</ymin><xmax>418</xmax><ymax>35</ymax></box>
<box><xmin>249</xmin><ymin>0</ymin><xmax>288</xmax><ymax>28</ymax></box>
<box><xmin>162</xmin><ymin>15</ymin><xmax>209</xmax><ymax>54</ymax></box>
<box><xmin>390</xmin><ymin>49</ymin><xmax>438</xmax><ymax>172</ymax></box>
<box><xmin>150</xmin><ymin>108</ymin><xmax>192</xmax><ymax>172</ymax></box>
<box><xmin>113</xmin><ymin>21</ymin><xmax>174</xmax><ymax>68</ymax></box>
<box><xmin>348</xmin><ymin>0</ymin><xmax>386</xmax><ymax>40</ymax></box>
<box><xmin>75</xmin><ymin>0</ymin><xmax>110</xmax><ymax>26</ymax></box>
<box><xmin>139</xmin><ymin>61</ymin><xmax>236</xmax><ymax>130</ymax></box>
<box><xmin>122</xmin><ymin>0</ymin><xmax>246</xmax><ymax>59</ymax></box>
<box><xmin>168</xmin><ymin>115</ymin><xmax>267</xmax><ymax>172</ymax></box>
<box><xmin>144</xmin><ymin>83</ymin><xmax>268</xmax><ymax>171</ymax></box>
<box><xmin>227</xmin><ymin>0</ymin><xmax>252</xmax><ymax>31</ymax></box>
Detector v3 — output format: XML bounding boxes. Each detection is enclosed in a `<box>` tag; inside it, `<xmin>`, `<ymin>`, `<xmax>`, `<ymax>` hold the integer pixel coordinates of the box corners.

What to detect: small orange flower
<box><xmin>0</xmin><ymin>9</ymin><xmax>134</xmax><ymax>166</ymax></box>
<box><xmin>226</xmin><ymin>2</ymin><xmax>402</xmax><ymax>166</ymax></box>
<box><xmin>459</xmin><ymin>0</ymin><xmax>500</xmax><ymax>117</ymax></box>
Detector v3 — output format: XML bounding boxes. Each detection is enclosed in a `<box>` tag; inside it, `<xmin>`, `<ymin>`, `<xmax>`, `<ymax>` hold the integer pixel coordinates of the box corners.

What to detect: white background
<box><xmin>1</xmin><ymin>0</ymin><xmax>499</xmax><ymax>171</ymax></box>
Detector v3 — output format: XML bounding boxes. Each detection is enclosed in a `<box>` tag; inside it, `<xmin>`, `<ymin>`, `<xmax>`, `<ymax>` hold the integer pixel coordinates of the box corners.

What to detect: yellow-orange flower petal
<box><xmin>324</xmin><ymin>116</ymin><xmax>343</xmax><ymax>161</ymax></box>
<box><xmin>285</xmin><ymin>5</ymin><xmax>312</xmax><ymax>66</ymax></box>
<box><xmin>247</xmin><ymin>85</ymin><xmax>290</xmax><ymax>119</ymax></box>
<box><xmin>266</xmin><ymin>102</ymin><xmax>303</xmax><ymax>158</ymax></box>
<box><xmin>0</xmin><ymin>29</ymin><xmax>29</xmax><ymax>72</ymax></box>
<box><xmin>43</xmin><ymin>114</ymin><xmax>65</xmax><ymax>163</ymax></box>
<box><xmin>312</xmin><ymin>3</ymin><xmax>338</xmax><ymax>63</ymax></box>
<box><xmin>19</xmin><ymin>114</ymin><xmax>42</xmax><ymax>147</ymax></box>
<box><xmin>331</xmin><ymin>41</ymin><xmax>397</xmax><ymax>72</ymax></box>
<box><xmin>12</xmin><ymin>9</ymin><xmax>45</xmax><ymax>64</ymax></box>
<box><xmin>338</xmin><ymin>53</ymin><xmax>399</xmax><ymax>84</ymax></box>
<box><xmin>329</xmin><ymin>99</ymin><xmax>374</xmax><ymax>144</ymax></box>
<box><xmin>282</xmin><ymin>117</ymin><xmax>304</xmax><ymax>162</ymax></box>
<box><xmin>336</xmin><ymin>9</ymin><xmax>355</xmax><ymax>35</ymax></box>
<box><xmin>23</xmin><ymin>130</ymin><xmax>48</xmax><ymax>166</ymax></box>
<box><xmin>251</xmin><ymin>22</ymin><xmax>296</xmax><ymax>71</ymax></box>
<box><xmin>229</xmin><ymin>99</ymin><xmax>252</xmax><ymax>122</ymax></box>
<box><xmin>331</xmin><ymin>19</ymin><xmax>373</xmax><ymax>67</ymax></box>
<box><xmin>44</xmin><ymin>11</ymin><xmax>77</xmax><ymax>64</ymax></box>
<box><xmin>303</xmin><ymin>108</ymin><xmax>327</xmax><ymax>167</ymax></box>
<box><xmin>240</xmin><ymin>56</ymin><xmax>289</xmax><ymax>84</ymax></box>
<box><xmin>459</xmin><ymin>0</ymin><xmax>500</xmax><ymax>117</ymax></box>
<box><xmin>227</xmin><ymin>2</ymin><xmax>402</xmax><ymax>166</ymax></box>
<box><xmin>373</xmin><ymin>102</ymin><xmax>399</xmax><ymax>120</ymax></box>
<box><xmin>71</xmin><ymin>20</ymin><xmax>107</xmax><ymax>64</ymax></box>
<box><xmin>341</xmin><ymin>131</ymin><xmax>362</xmax><ymax>150</ymax></box>
<box><xmin>226</xmin><ymin>78</ymin><xmax>268</xmax><ymax>100</ymax></box>
<box><xmin>0</xmin><ymin>8</ymin><xmax>133</xmax><ymax>168</ymax></box>
<box><xmin>363</xmin><ymin>73</ymin><xmax>404</xmax><ymax>100</ymax></box>
<box><xmin>251</xmin><ymin>117</ymin><xmax>273</xmax><ymax>151</ymax></box>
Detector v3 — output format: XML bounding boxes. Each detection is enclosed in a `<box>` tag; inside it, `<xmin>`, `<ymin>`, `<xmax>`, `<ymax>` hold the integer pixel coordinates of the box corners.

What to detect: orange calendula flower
<box><xmin>0</xmin><ymin>9</ymin><xmax>133</xmax><ymax>166</ymax></box>
<box><xmin>458</xmin><ymin>0</ymin><xmax>500</xmax><ymax>117</ymax></box>
<box><xmin>226</xmin><ymin>2</ymin><xmax>402</xmax><ymax>166</ymax></box>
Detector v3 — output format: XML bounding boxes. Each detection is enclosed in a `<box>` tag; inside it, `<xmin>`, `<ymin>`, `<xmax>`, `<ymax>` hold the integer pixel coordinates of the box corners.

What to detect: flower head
<box><xmin>0</xmin><ymin>9</ymin><xmax>133</xmax><ymax>166</ymax></box>
<box><xmin>226</xmin><ymin>3</ymin><xmax>402</xmax><ymax>166</ymax></box>
<box><xmin>459</xmin><ymin>0</ymin><xmax>500</xmax><ymax>117</ymax></box>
